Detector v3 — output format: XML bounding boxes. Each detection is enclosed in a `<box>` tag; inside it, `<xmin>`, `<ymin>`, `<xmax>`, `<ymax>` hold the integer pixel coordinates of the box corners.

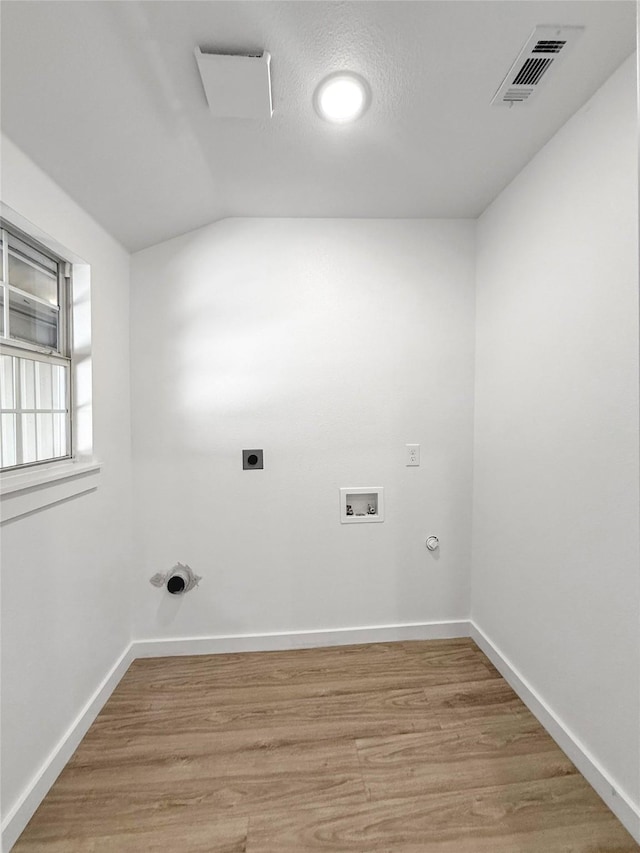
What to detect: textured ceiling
<box><xmin>1</xmin><ymin>1</ymin><xmax>636</xmax><ymax>251</ymax></box>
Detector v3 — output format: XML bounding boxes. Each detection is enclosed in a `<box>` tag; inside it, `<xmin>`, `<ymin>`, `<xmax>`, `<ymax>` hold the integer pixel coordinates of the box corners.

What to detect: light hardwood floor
<box><xmin>13</xmin><ymin>639</ymin><xmax>639</xmax><ymax>852</ymax></box>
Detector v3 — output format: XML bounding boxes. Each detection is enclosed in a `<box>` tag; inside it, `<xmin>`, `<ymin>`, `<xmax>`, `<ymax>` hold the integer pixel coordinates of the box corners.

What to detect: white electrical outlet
<box><xmin>406</xmin><ymin>444</ymin><xmax>420</xmax><ymax>466</ymax></box>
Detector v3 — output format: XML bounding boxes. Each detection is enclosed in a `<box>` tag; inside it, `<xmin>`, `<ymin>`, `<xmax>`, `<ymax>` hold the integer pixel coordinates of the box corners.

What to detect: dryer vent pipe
<box><xmin>149</xmin><ymin>563</ymin><xmax>201</xmax><ymax>595</ymax></box>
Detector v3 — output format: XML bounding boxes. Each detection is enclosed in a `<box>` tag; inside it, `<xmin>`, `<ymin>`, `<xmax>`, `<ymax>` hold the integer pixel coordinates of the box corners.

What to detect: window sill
<box><xmin>0</xmin><ymin>459</ymin><xmax>101</xmax><ymax>522</ymax></box>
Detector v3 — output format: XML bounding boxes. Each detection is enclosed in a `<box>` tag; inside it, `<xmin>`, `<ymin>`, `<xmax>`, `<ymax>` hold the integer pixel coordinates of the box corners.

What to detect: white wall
<box><xmin>472</xmin><ymin>52</ymin><xmax>639</xmax><ymax>814</ymax></box>
<box><xmin>131</xmin><ymin>219</ymin><xmax>475</xmax><ymax>640</ymax></box>
<box><xmin>0</xmin><ymin>138</ymin><xmax>133</xmax><ymax>826</ymax></box>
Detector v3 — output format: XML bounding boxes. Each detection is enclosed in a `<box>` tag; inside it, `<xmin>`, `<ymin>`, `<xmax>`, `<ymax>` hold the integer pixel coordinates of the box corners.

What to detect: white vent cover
<box><xmin>492</xmin><ymin>25</ymin><xmax>584</xmax><ymax>106</ymax></box>
<box><xmin>194</xmin><ymin>48</ymin><xmax>272</xmax><ymax>119</ymax></box>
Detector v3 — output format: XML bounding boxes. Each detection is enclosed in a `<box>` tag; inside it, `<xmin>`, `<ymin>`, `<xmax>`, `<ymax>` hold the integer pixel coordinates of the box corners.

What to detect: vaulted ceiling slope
<box><xmin>1</xmin><ymin>1</ymin><xmax>635</xmax><ymax>252</ymax></box>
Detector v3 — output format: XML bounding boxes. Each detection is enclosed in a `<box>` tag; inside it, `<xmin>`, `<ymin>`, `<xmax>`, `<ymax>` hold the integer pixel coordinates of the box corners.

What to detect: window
<box><xmin>0</xmin><ymin>224</ymin><xmax>71</xmax><ymax>471</ymax></box>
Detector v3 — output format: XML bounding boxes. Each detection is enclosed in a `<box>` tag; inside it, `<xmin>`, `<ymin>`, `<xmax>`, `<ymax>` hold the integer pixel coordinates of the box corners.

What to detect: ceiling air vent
<box><xmin>492</xmin><ymin>25</ymin><xmax>584</xmax><ymax>106</ymax></box>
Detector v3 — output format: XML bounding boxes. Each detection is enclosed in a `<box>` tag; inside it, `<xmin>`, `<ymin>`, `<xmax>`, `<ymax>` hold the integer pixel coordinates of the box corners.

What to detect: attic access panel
<box><xmin>194</xmin><ymin>47</ymin><xmax>273</xmax><ymax>119</ymax></box>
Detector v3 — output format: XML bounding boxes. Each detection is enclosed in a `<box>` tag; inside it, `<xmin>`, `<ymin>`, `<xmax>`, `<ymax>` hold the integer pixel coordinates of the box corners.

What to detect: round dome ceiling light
<box><xmin>314</xmin><ymin>72</ymin><xmax>371</xmax><ymax>124</ymax></box>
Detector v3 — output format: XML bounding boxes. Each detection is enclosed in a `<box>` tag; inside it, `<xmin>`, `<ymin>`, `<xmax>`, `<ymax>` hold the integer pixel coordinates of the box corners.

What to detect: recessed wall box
<box><xmin>243</xmin><ymin>449</ymin><xmax>264</xmax><ymax>469</ymax></box>
<box><xmin>340</xmin><ymin>487</ymin><xmax>384</xmax><ymax>524</ymax></box>
<box><xmin>194</xmin><ymin>47</ymin><xmax>273</xmax><ymax>119</ymax></box>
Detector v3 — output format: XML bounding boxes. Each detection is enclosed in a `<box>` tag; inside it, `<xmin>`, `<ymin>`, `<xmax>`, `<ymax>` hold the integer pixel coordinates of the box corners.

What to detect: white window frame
<box><xmin>0</xmin><ymin>222</ymin><xmax>73</xmax><ymax>472</ymax></box>
<box><xmin>0</xmin><ymin>208</ymin><xmax>101</xmax><ymax>522</ymax></box>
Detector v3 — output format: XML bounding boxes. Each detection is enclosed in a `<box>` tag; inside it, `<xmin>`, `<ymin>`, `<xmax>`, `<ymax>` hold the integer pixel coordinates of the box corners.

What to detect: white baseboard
<box><xmin>132</xmin><ymin>620</ymin><xmax>470</xmax><ymax>658</ymax></box>
<box><xmin>470</xmin><ymin>620</ymin><xmax>640</xmax><ymax>844</ymax></box>
<box><xmin>1</xmin><ymin>643</ymin><xmax>135</xmax><ymax>853</ymax></box>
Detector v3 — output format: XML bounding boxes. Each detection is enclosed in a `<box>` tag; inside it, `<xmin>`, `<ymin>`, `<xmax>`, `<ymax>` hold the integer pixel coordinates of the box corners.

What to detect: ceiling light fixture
<box><xmin>314</xmin><ymin>72</ymin><xmax>370</xmax><ymax>124</ymax></box>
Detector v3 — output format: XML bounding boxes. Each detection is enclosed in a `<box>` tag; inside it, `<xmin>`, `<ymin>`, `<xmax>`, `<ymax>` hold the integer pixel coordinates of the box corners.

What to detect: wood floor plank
<box><xmin>356</xmin><ymin>714</ymin><xmax>576</xmax><ymax>800</ymax></box>
<box><xmin>9</xmin><ymin>840</ymin><xmax>98</xmax><ymax>853</ymax></box>
<box><xmin>247</xmin><ymin>775</ymin><xmax>638</xmax><ymax>853</ymax></box>
<box><xmin>106</xmin><ymin>670</ymin><xmax>491</xmax><ymax>708</ymax></box>
<box><xmin>67</xmin><ymin>731</ymin><xmax>356</xmax><ymax>772</ymax></box>
<box><xmin>14</xmin><ymin>817</ymin><xmax>248</xmax><ymax>853</ymax></box>
<box><xmin>46</xmin><ymin>737</ymin><xmax>367</xmax><ymax>818</ymax></box>
<box><xmin>108</xmin><ymin>640</ymin><xmax>498</xmax><ymax>706</ymax></box>
<box><xmin>66</xmin><ymin>728</ymin><xmax>361</xmax><ymax>767</ymax></box>
<box><xmin>118</xmin><ymin>642</ymin><xmax>435</xmax><ymax>691</ymax></box>
<box><xmin>422</xmin><ymin>675</ymin><xmax>528</xmax><ymax>722</ymax></box>
<box><xmin>90</xmin><ymin>685</ymin><xmax>439</xmax><ymax>742</ymax></box>
<box><xmin>12</xmin><ymin>639</ymin><xmax>639</xmax><ymax>853</ymax></box>
<box><xmin>91</xmin><ymin>820</ymin><xmax>249</xmax><ymax>853</ymax></box>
